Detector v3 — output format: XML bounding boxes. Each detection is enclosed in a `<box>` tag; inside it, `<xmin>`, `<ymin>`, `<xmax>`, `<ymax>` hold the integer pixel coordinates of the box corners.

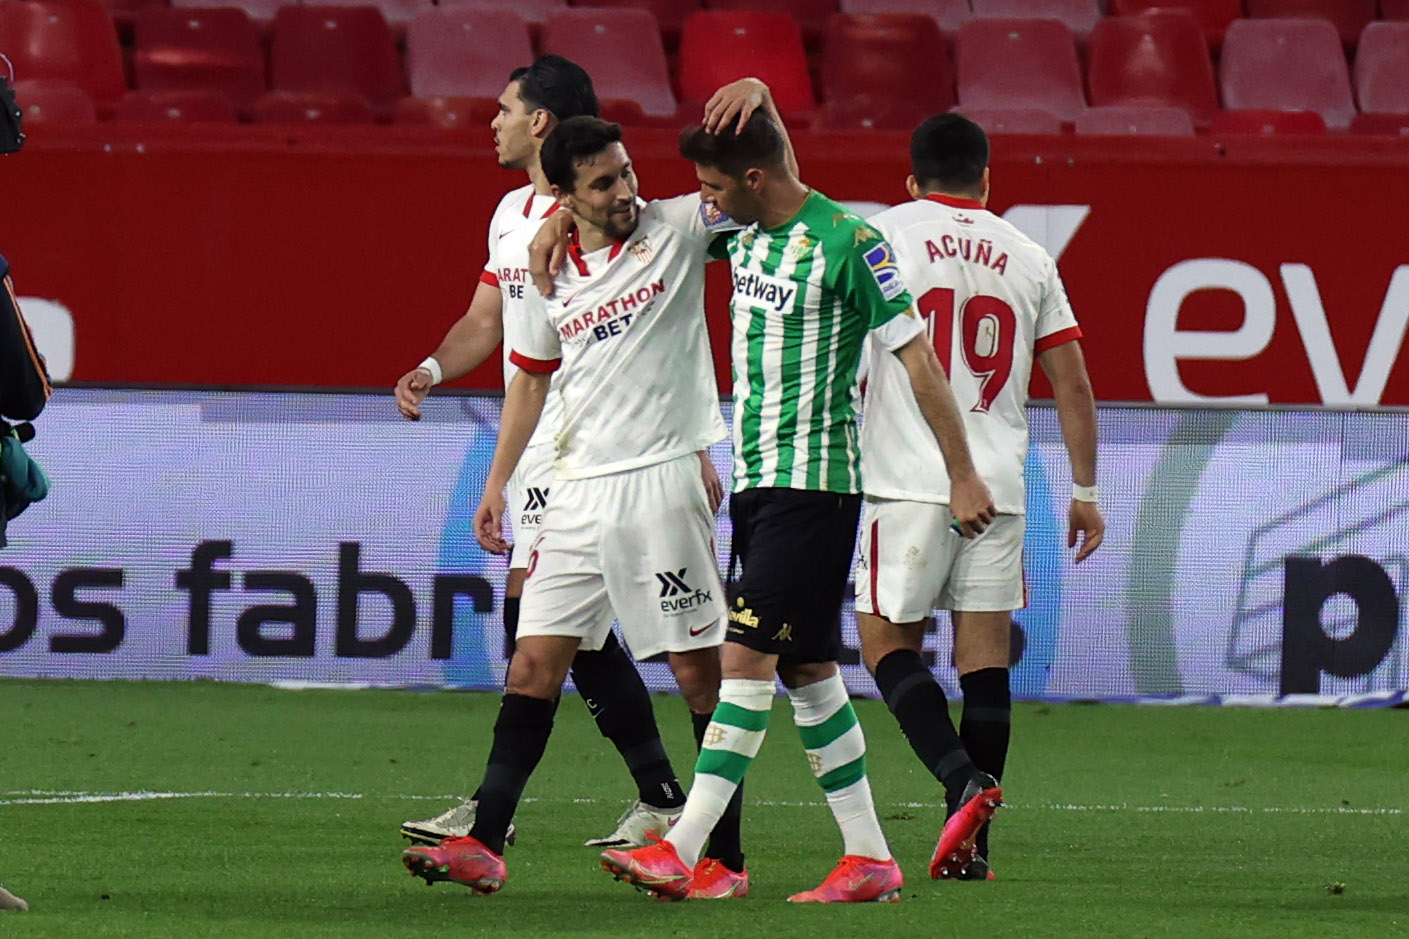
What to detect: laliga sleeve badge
<box><xmin>0</xmin><ymin>54</ymin><xmax>26</xmax><ymax>155</ymax></box>
<box><xmin>863</xmin><ymin>241</ymin><xmax>906</xmax><ymax>301</ymax></box>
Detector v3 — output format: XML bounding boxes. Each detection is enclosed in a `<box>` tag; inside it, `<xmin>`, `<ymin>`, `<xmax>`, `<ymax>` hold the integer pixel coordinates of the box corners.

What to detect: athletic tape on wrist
<box><xmin>418</xmin><ymin>356</ymin><xmax>444</xmax><ymax>386</ymax></box>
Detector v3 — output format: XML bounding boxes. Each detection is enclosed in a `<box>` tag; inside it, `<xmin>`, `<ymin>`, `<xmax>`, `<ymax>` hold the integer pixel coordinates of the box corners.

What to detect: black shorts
<box><xmin>725</xmin><ymin>487</ymin><xmax>862</xmax><ymax>664</ymax></box>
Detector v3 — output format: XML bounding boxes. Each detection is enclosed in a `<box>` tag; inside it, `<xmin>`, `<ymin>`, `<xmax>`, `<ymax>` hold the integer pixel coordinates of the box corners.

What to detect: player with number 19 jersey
<box><xmin>861</xmin><ymin>194</ymin><xmax>1081</xmax><ymax>515</ymax></box>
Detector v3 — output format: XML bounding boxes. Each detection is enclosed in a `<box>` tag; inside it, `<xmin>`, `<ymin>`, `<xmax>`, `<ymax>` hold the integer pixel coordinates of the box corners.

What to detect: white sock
<box><xmin>788</xmin><ymin>672</ymin><xmax>891</xmax><ymax>861</ymax></box>
<box><xmin>666</xmin><ymin>678</ymin><xmax>774</xmax><ymax>866</ymax></box>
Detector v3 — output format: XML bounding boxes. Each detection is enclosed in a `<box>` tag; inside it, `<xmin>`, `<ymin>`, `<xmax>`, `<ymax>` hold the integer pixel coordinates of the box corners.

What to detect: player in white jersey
<box><xmin>402</xmin><ymin>115</ymin><xmax>749</xmax><ymax>898</ymax></box>
<box><xmin>856</xmin><ymin>114</ymin><xmax>1105</xmax><ymax>881</ymax></box>
<box><xmin>393</xmin><ymin>57</ymin><xmax>707</xmax><ymax>852</ymax></box>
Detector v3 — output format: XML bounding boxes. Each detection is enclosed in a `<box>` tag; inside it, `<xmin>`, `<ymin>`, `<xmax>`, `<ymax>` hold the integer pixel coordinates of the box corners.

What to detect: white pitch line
<box><xmin>0</xmin><ymin>790</ymin><xmax>1401</xmax><ymax>816</ymax></box>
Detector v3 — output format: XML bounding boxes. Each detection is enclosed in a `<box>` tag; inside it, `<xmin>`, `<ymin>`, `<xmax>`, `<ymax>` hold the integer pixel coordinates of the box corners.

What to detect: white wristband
<box><xmin>418</xmin><ymin>356</ymin><xmax>444</xmax><ymax>386</ymax></box>
<box><xmin>1072</xmin><ymin>483</ymin><xmax>1099</xmax><ymax>503</ymax></box>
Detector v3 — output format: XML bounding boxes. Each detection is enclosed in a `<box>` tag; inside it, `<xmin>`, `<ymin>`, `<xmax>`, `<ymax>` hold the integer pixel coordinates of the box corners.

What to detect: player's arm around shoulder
<box><xmin>528</xmin><ymin>209</ymin><xmax>576</xmax><ymax>298</ymax></box>
<box><xmin>1037</xmin><ymin>339</ymin><xmax>1104</xmax><ymax>563</ymax></box>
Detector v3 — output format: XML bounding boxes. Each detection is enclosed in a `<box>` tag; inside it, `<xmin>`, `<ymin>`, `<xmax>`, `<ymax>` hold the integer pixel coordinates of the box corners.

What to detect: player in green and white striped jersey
<box><xmin>601</xmin><ymin>90</ymin><xmax>996</xmax><ymax>903</ymax></box>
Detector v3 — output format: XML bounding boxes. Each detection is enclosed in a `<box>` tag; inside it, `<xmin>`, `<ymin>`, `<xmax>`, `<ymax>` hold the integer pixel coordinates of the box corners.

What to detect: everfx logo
<box><xmin>523</xmin><ymin>488</ymin><xmax>550</xmax><ymax>511</ymax></box>
<box><xmin>656</xmin><ymin>567</ymin><xmax>712</xmax><ymax>615</ymax></box>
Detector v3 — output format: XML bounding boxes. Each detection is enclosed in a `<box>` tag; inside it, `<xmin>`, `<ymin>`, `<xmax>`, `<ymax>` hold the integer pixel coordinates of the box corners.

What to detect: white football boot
<box><xmin>583</xmin><ymin>800</ymin><xmax>682</xmax><ymax>848</ymax></box>
<box><xmin>0</xmin><ymin>884</ymin><xmax>27</xmax><ymax>912</ymax></box>
<box><xmin>400</xmin><ymin>800</ymin><xmax>516</xmax><ymax>847</ymax></box>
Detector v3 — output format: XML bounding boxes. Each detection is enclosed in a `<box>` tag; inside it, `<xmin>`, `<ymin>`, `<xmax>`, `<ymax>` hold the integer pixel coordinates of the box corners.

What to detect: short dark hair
<box><xmin>910</xmin><ymin>114</ymin><xmax>989</xmax><ymax>194</ymax></box>
<box><xmin>541</xmin><ymin>116</ymin><xmax>624</xmax><ymax>191</ymax></box>
<box><xmin>678</xmin><ymin>109</ymin><xmax>786</xmax><ymax>178</ymax></box>
<box><xmin>508</xmin><ymin>55</ymin><xmax>599</xmax><ymax>121</ymax></box>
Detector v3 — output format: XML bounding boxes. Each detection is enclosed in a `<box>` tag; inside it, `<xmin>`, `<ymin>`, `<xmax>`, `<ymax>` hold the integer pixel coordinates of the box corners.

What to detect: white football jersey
<box><xmin>511</xmin><ymin>194</ymin><xmax>734</xmax><ymax>479</ymax></box>
<box><xmin>485</xmin><ymin>184</ymin><xmax>566</xmax><ymax>451</ymax></box>
<box><xmin>862</xmin><ymin>194</ymin><xmax>1082</xmax><ymax>513</ymax></box>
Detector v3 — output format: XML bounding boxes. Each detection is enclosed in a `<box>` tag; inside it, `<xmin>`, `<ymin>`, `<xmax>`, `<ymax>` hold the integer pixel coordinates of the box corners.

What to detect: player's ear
<box><xmin>743</xmin><ymin>167</ymin><xmax>764</xmax><ymax>193</ymax></box>
<box><xmin>979</xmin><ymin>167</ymin><xmax>991</xmax><ymax>206</ymax></box>
<box><xmin>905</xmin><ymin>175</ymin><xmax>922</xmax><ymax>201</ymax></box>
<box><xmin>531</xmin><ymin>109</ymin><xmax>553</xmax><ymax>138</ymax></box>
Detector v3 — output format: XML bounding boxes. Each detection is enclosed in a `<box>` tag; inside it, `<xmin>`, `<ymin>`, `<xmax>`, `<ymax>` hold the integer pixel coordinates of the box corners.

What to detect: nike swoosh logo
<box><xmin>688</xmin><ymin>623</ymin><xmax>713</xmax><ymax>637</ymax></box>
<box><xmin>498</xmin><ymin>232</ymin><xmax>511</xmax><ymax>240</ymax></box>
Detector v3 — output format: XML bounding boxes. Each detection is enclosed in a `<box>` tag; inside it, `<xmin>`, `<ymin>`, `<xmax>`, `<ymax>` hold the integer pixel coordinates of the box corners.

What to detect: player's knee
<box><xmin>668</xmin><ymin>649</ymin><xmax>721</xmax><ymax>713</ymax></box>
<box><xmin>505</xmin><ymin>644</ymin><xmax>572</xmax><ymax>699</ymax></box>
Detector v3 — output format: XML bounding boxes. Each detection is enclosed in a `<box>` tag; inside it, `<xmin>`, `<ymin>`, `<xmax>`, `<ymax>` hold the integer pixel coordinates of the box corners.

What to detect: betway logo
<box><xmin>732</xmin><ymin>270</ymin><xmax>796</xmax><ymax>313</ymax></box>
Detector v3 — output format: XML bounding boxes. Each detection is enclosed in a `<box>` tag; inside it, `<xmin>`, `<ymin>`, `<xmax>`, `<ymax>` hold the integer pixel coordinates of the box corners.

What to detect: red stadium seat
<box><xmin>704</xmin><ymin>0</ymin><xmax>838</xmax><ymax>43</ymax></box>
<box><xmin>1245</xmin><ymin>1</ymin><xmax>1376</xmax><ymax>49</ymax></box>
<box><xmin>1107</xmin><ymin>0</ymin><xmax>1241</xmax><ymax>47</ymax></box>
<box><xmin>1354</xmin><ymin>22</ymin><xmax>1409</xmax><ymax>116</ymax></box>
<box><xmin>98</xmin><ymin>0</ymin><xmax>169</xmax><ymax>33</ymax></box>
<box><xmin>840</xmin><ymin>0</ymin><xmax>972</xmax><ymax>33</ymax></box>
<box><xmin>1220</xmin><ymin>18</ymin><xmax>1355</xmax><ymax>131</ymax></box>
<box><xmin>952</xmin><ymin>107</ymin><xmax>1064</xmax><ymax>134</ymax></box>
<box><xmin>0</xmin><ymin>1</ymin><xmax>127</xmax><ymax>110</ymax></box>
<box><xmin>541</xmin><ymin>9</ymin><xmax>676</xmax><ymax>118</ymax></box>
<box><xmin>1349</xmin><ymin>112</ymin><xmax>1409</xmax><ymax>136</ymax></box>
<box><xmin>970</xmin><ymin>0</ymin><xmax>1101</xmax><ymax>39</ymax></box>
<box><xmin>817</xmin><ymin>93</ymin><xmax>934</xmax><ymax>130</ymax></box>
<box><xmin>253</xmin><ymin>90</ymin><xmax>377</xmax><ymax>123</ymax></box>
<box><xmin>405</xmin><ymin>10</ymin><xmax>532</xmax><ymax>99</ymax></box>
<box><xmin>1211</xmin><ymin>108</ymin><xmax>1328</xmax><ymax>135</ymax></box>
<box><xmin>821</xmin><ymin>14</ymin><xmax>953</xmax><ymax>122</ymax></box>
<box><xmin>133</xmin><ymin>7</ymin><xmax>265</xmax><ymax>112</ymax></box>
<box><xmin>269</xmin><ymin>7</ymin><xmax>405</xmax><ymax>112</ymax></box>
<box><xmin>394</xmin><ymin>94</ymin><xmax>498</xmax><ymax>127</ymax></box>
<box><xmin>116</xmin><ymin>88</ymin><xmax>237</xmax><ymax>121</ymax></box>
<box><xmin>171</xmin><ymin>0</ymin><xmax>284</xmax><ymax>26</ymax></box>
<box><xmin>678</xmin><ymin>11</ymin><xmax>816</xmax><ymax>120</ymax></box>
<box><xmin>1086</xmin><ymin>12</ymin><xmax>1218</xmax><ymax>124</ymax></box>
<box><xmin>436</xmin><ymin>0</ymin><xmax>566</xmax><ymax>25</ymax></box>
<box><xmin>569</xmin><ymin>0</ymin><xmax>701</xmax><ymax>40</ymax></box>
<box><xmin>12</xmin><ymin>79</ymin><xmax>97</xmax><ymax>124</ymax></box>
<box><xmin>956</xmin><ymin>18</ymin><xmax>1086</xmax><ymax>122</ymax></box>
<box><xmin>1074</xmin><ymin>105</ymin><xmax>1195</xmax><ymax>135</ymax></box>
<box><xmin>1384</xmin><ymin>0</ymin><xmax>1409</xmax><ymax>21</ymax></box>
<box><xmin>302</xmin><ymin>0</ymin><xmax>432</xmax><ymax>29</ymax></box>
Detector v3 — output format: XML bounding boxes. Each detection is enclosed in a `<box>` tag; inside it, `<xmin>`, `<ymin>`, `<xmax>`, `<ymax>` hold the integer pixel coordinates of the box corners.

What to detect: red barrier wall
<box><xmin>9</xmin><ymin>125</ymin><xmax>1409</xmax><ymax>405</ymax></box>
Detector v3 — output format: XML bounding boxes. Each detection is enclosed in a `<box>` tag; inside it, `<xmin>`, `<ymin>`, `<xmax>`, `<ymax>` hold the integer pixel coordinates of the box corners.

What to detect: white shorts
<box><xmin>854</xmin><ymin>497</ymin><xmax>1025</xmax><ymax>622</ymax></box>
<box><xmin>517</xmin><ymin>452</ymin><xmax>726</xmax><ymax>660</ymax></box>
<box><xmin>507</xmin><ymin>443</ymin><xmax>556</xmax><ymax>570</ymax></box>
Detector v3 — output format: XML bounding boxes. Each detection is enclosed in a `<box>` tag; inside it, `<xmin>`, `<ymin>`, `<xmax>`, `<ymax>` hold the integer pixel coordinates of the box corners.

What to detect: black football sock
<box><xmin>570</xmin><ymin>631</ymin><xmax>684</xmax><ymax>809</ymax></box>
<box><xmin>960</xmin><ymin>667</ymin><xmax>1011</xmax><ymax>859</ymax></box>
<box><xmin>875</xmin><ymin>649</ymin><xmax>977</xmax><ymax>799</ymax></box>
<box><xmin>468</xmin><ymin>693</ymin><xmax>558</xmax><ymax>855</ymax></box>
<box><xmin>501</xmin><ymin>596</ymin><xmax>521</xmax><ymax>659</ymax></box>
<box><xmin>692</xmin><ymin>710</ymin><xmax>746</xmax><ymax>873</ymax></box>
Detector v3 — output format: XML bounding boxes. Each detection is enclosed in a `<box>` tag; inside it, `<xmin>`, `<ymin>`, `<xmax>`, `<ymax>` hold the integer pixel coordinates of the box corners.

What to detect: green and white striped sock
<box><xmin>789</xmin><ymin>672</ymin><xmax>891</xmax><ymax>861</ymax></box>
<box><xmin>666</xmin><ymin>678</ymin><xmax>773</xmax><ymax>866</ymax></box>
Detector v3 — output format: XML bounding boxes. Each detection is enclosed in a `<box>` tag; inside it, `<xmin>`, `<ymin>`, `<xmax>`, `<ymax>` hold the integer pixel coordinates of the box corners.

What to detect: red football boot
<box><xmin>931</xmin><ymin>773</ymin><xmax>1002</xmax><ymax>880</ymax></box>
<box><xmin>787</xmin><ymin>855</ymin><xmax>903</xmax><ymax>903</ymax></box>
<box><xmin>600</xmin><ymin>837</ymin><xmax>693</xmax><ymax>901</ymax></box>
<box><xmin>402</xmin><ymin>834</ymin><xmax>506</xmax><ymax>895</ymax></box>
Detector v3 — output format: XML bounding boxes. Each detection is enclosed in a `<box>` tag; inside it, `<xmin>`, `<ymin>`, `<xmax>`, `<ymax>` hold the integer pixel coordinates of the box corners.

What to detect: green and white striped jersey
<box><xmin>716</xmin><ymin>190</ymin><xmax>923</xmax><ymax>494</ymax></box>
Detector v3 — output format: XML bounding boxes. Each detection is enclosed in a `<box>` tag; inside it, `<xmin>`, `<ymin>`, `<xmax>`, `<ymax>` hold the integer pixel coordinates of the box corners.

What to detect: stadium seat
<box><xmin>817</xmin><ymin>93</ymin><xmax>933</xmax><ymax>130</ymax></box>
<box><xmin>405</xmin><ymin>10</ymin><xmax>532</xmax><ymax>100</ymax></box>
<box><xmin>394</xmin><ymin>94</ymin><xmax>498</xmax><ymax>128</ymax></box>
<box><xmin>840</xmin><ymin>0</ymin><xmax>972</xmax><ymax>33</ymax></box>
<box><xmin>821</xmin><ymin>14</ymin><xmax>953</xmax><ymax>124</ymax></box>
<box><xmin>1086</xmin><ymin>12</ymin><xmax>1218</xmax><ymax>124</ymax></box>
<box><xmin>1107</xmin><ymin>0</ymin><xmax>1241</xmax><ymax>47</ymax></box>
<box><xmin>436</xmin><ymin>0</ymin><xmax>566</xmax><ymax>25</ymax></box>
<box><xmin>1219</xmin><ymin>18</ymin><xmax>1355</xmax><ymax>131</ymax></box>
<box><xmin>0</xmin><ymin>1</ymin><xmax>127</xmax><ymax>110</ymax></box>
<box><xmin>116</xmin><ymin>88</ymin><xmax>238</xmax><ymax>121</ymax></box>
<box><xmin>970</xmin><ymin>0</ymin><xmax>1101</xmax><ymax>39</ymax></box>
<box><xmin>570</xmin><ymin>0</ymin><xmax>701</xmax><ymax>41</ymax></box>
<box><xmin>704</xmin><ymin>0</ymin><xmax>838</xmax><ymax>43</ymax></box>
<box><xmin>133</xmin><ymin>7</ymin><xmax>265</xmax><ymax>113</ymax></box>
<box><xmin>1349</xmin><ymin>112</ymin><xmax>1409</xmax><ymax>136</ymax></box>
<box><xmin>97</xmin><ymin>0</ymin><xmax>168</xmax><ymax>34</ymax></box>
<box><xmin>955</xmin><ymin>18</ymin><xmax>1086</xmax><ymax>122</ymax></box>
<box><xmin>172</xmin><ymin>0</ymin><xmax>285</xmax><ymax>27</ymax></box>
<box><xmin>302</xmin><ymin>0</ymin><xmax>432</xmax><ymax>29</ymax></box>
<box><xmin>253</xmin><ymin>90</ymin><xmax>377</xmax><ymax>123</ymax></box>
<box><xmin>1354</xmin><ymin>22</ymin><xmax>1409</xmax><ymax>116</ymax></box>
<box><xmin>541</xmin><ymin>9</ymin><xmax>676</xmax><ymax>118</ymax></box>
<box><xmin>12</xmin><ymin>79</ymin><xmax>97</xmax><ymax>124</ymax></box>
<box><xmin>1211</xmin><ymin>108</ymin><xmax>1328</xmax><ymax>135</ymax></box>
<box><xmin>1245</xmin><ymin>1</ymin><xmax>1376</xmax><ymax>50</ymax></box>
<box><xmin>1074</xmin><ymin>105</ymin><xmax>1195</xmax><ymax>135</ymax></box>
<box><xmin>952</xmin><ymin>107</ymin><xmax>1064</xmax><ymax>134</ymax></box>
<box><xmin>678</xmin><ymin>11</ymin><xmax>816</xmax><ymax>120</ymax></box>
<box><xmin>268</xmin><ymin>7</ymin><xmax>406</xmax><ymax>113</ymax></box>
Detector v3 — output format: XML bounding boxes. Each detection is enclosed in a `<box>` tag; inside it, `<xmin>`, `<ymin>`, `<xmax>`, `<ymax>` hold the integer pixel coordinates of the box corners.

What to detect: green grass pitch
<box><xmin>0</xmin><ymin>679</ymin><xmax>1404</xmax><ymax>938</ymax></box>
